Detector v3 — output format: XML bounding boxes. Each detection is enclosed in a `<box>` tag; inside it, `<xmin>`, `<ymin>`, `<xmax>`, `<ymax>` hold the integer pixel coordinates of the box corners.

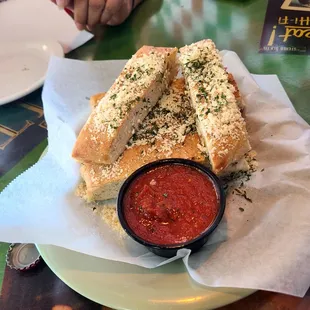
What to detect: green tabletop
<box><xmin>0</xmin><ymin>0</ymin><xmax>309</xmax><ymax>308</ymax></box>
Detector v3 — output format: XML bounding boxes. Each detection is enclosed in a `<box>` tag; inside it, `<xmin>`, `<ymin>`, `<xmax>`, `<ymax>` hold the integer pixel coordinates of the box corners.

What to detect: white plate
<box><xmin>37</xmin><ymin>244</ymin><xmax>255</xmax><ymax>310</ymax></box>
<box><xmin>0</xmin><ymin>41</ymin><xmax>63</xmax><ymax>105</ymax></box>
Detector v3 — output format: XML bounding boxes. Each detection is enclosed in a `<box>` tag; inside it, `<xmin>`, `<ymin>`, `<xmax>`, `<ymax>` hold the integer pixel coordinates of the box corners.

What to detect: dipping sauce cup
<box><xmin>117</xmin><ymin>159</ymin><xmax>226</xmax><ymax>258</ymax></box>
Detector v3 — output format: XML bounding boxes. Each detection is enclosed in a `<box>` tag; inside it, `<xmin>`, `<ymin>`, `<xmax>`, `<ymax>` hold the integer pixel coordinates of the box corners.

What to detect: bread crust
<box><xmin>72</xmin><ymin>46</ymin><xmax>178</xmax><ymax>165</ymax></box>
<box><xmin>179</xmin><ymin>39</ymin><xmax>251</xmax><ymax>174</ymax></box>
<box><xmin>81</xmin><ymin>134</ymin><xmax>205</xmax><ymax>201</ymax></box>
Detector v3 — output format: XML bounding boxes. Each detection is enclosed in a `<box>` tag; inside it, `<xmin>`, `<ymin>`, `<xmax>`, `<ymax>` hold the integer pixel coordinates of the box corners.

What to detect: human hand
<box><xmin>52</xmin><ymin>0</ymin><xmax>140</xmax><ymax>30</ymax></box>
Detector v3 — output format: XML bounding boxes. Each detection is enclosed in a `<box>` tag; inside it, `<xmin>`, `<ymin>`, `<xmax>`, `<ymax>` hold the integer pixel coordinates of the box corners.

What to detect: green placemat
<box><xmin>0</xmin><ymin>243</ymin><xmax>8</xmax><ymax>293</ymax></box>
<box><xmin>0</xmin><ymin>139</ymin><xmax>47</xmax><ymax>192</ymax></box>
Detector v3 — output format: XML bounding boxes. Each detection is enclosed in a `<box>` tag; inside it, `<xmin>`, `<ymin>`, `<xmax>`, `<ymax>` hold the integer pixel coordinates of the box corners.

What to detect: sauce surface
<box><xmin>123</xmin><ymin>164</ymin><xmax>219</xmax><ymax>245</ymax></box>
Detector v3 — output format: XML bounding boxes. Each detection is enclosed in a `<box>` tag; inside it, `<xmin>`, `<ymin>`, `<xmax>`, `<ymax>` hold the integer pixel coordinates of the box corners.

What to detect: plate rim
<box><xmin>0</xmin><ymin>40</ymin><xmax>64</xmax><ymax>106</ymax></box>
<box><xmin>37</xmin><ymin>243</ymin><xmax>255</xmax><ymax>310</ymax></box>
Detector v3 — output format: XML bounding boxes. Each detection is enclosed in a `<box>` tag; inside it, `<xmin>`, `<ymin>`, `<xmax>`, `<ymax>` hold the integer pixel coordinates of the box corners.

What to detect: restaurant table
<box><xmin>0</xmin><ymin>0</ymin><xmax>309</xmax><ymax>309</ymax></box>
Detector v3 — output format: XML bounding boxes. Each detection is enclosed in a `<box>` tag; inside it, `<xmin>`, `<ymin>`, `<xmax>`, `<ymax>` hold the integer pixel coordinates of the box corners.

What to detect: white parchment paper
<box><xmin>0</xmin><ymin>51</ymin><xmax>309</xmax><ymax>297</ymax></box>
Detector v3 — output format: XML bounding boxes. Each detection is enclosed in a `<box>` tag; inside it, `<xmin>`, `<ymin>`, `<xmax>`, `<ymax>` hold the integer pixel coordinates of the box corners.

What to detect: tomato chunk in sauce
<box><xmin>123</xmin><ymin>164</ymin><xmax>219</xmax><ymax>245</ymax></box>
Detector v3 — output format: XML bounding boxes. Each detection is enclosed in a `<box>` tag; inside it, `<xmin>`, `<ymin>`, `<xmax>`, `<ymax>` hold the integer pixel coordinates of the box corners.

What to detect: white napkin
<box><xmin>0</xmin><ymin>52</ymin><xmax>309</xmax><ymax>297</ymax></box>
<box><xmin>0</xmin><ymin>0</ymin><xmax>93</xmax><ymax>53</ymax></box>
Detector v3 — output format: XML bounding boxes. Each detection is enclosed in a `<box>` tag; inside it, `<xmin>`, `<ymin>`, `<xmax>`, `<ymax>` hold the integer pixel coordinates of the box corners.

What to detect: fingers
<box><xmin>51</xmin><ymin>0</ymin><xmax>74</xmax><ymax>10</ymax></box>
<box><xmin>87</xmin><ymin>0</ymin><xmax>106</xmax><ymax>29</ymax></box>
<box><xmin>106</xmin><ymin>7</ymin><xmax>127</xmax><ymax>26</ymax></box>
<box><xmin>71</xmin><ymin>0</ymin><xmax>133</xmax><ymax>30</ymax></box>
<box><xmin>55</xmin><ymin>0</ymin><xmax>71</xmax><ymax>8</ymax></box>
<box><xmin>66</xmin><ymin>0</ymin><xmax>74</xmax><ymax>10</ymax></box>
<box><xmin>106</xmin><ymin>0</ymin><xmax>134</xmax><ymax>26</ymax></box>
<box><xmin>74</xmin><ymin>0</ymin><xmax>89</xmax><ymax>30</ymax></box>
<box><xmin>100</xmin><ymin>0</ymin><xmax>123</xmax><ymax>25</ymax></box>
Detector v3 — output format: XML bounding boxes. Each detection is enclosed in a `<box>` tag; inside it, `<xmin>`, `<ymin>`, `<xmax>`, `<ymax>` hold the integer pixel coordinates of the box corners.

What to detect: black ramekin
<box><xmin>117</xmin><ymin>158</ymin><xmax>226</xmax><ymax>258</ymax></box>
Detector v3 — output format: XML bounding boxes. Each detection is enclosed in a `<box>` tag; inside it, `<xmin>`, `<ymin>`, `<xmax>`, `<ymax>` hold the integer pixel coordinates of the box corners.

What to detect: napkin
<box><xmin>0</xmin><ymin>0</ymin><xmax>93</xmax><ymax>53</ymax></box>
<box><xmin>0</xmin><ymin>52</ymin><xmax>309</xmax><ymax>297</ymax></box>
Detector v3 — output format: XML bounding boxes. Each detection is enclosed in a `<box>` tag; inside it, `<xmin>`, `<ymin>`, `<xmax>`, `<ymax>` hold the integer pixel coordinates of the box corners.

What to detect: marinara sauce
<box><xmin>123</xmin><ymin>164</ymin><xmax>219</xmax><ymax>245</ymax></box>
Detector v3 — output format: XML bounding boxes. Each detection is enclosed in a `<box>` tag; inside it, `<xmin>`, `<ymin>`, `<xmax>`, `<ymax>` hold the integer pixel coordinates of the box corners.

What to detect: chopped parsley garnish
<box><xmin>137</xmin><ymin>67</ymin><xmax>143</xmax><ymax>74</ymax></box>
<box><xmin>130</xmin><ymin>74</ymin><xmax>137</xmax><ymax>81</ymax></box>
<box><xmin>185</xmin><ymin>59</ymin><xmax>204</xmax><ymax>71</ymax></box>
<box><xmin>156</xmin><ymin>72</ymin><xmax>164</xmax><ymax>83</ymax></box>
<box><xmin>109</xmin><ymin>124</ymin><xmax>118</xmax><ymax>130</ymax></box>
<box><xmin>148</xmin><ymin>111</ymin><xmax>155</xmax><ymax>118</ymax></box>
<box><xmin>163</xmin><ymin>193</ymin><xmax>168</xmax><ymax>198</ymax></box>
<box><xmin>191</xmin><ymin>60</ymin><xmax>203</xmax><ymax>69</ymax></box>
<box><xmin>234</xmin><ymin>188</ymin><xmax>253</xmax><ymax>203</ymax></box>
<box><xmin>152</xmin><ymin>123</ymin><xmax>159</xmax><ymax>134</ymax></box>
<box><xmin>110</xmin><ymin>94</ymin><xmax>117</xmax><ymax>100</ymax></box>
<box><xmin>161</xmin><ymin>108</ymin><xmax>170</xmax><ymax>115</ymax></box>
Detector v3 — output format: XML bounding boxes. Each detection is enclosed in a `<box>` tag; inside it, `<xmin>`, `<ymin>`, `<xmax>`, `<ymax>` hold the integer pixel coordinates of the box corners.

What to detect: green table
<box><xmin>0</xmin><ymin>0</ymin><xmax>309</xmax><ymax>309</ymax></box>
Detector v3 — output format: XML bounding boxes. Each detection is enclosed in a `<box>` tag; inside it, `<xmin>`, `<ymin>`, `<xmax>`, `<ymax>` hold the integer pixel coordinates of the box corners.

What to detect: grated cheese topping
<box><xmin>92</xmin><ymin>50</ymin><xmax>168</xmax><ymax>136</ymax></box>
<box><xmin>93</xmin><ymin>202</ymin><xmax>126</xmax><ymax>237</ymax></box>
<box><xmin>127</xmin><ymin>83</ymin><xmax>196</xmax><ymax>154</ymax></box>
<box><xmin>88</xmin><ymin>80</ymin><xmax>197</xmax><ymax>183</ymax></box>
<box><xmin>179</xmin><ymin>40</ymin><xmax>248</xmax><ymax>158</ymax></box>
<box><xmin>89</xmin><ymin>157</ymin><xmax>125</xmax><ymax>185</ymax></box>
